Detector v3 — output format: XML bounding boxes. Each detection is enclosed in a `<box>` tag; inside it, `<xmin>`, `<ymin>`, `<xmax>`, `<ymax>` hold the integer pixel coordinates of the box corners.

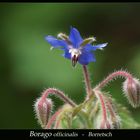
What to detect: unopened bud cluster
<box><xmin>33</xmin><ymin>70</ymin><xmax>140</xmax><ymax>129</ymax></box>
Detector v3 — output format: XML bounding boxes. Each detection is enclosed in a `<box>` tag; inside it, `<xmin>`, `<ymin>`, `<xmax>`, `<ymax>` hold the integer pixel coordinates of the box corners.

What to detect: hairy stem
<box><xmin>54</xmin><ymin>114</ymin><xmax>62</xmax><ymax>129</ymax></box>
<box><xmin>104</xmin><ymin>96</ymin><xmax>121</xmax><ymax>128</ymax></box>
<box><xmin>95</xmin><ymin>70</ymin><xmax>133</xmax><ymax>90</ymax></box>
<box><xmin>40</xmin><ymin>88</ymin><xmax>76</xmax><ymax>107</ymax></box>
<box><xmin>82</xmin><ymin>65</ymin><xmax>92</xmax><ymax>97</ymax></box>
<box><xmin>95</xmin><ymin>90</ymin><xmax>110</xmax><ymax>129</ymax></box>
<box><xmin>45</xmin><ymin>109</ymin><xmax>62</xmax><ymax>129</ymax></box>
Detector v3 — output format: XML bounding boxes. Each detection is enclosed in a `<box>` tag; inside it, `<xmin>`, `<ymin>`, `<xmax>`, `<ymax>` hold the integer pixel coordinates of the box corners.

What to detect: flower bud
<box><xmin>123</xmin><ymin>78</ymin><xmax>140</xmax><ymax>108</ymax></box>
<box><xmin>34</xmin><ymin>97</ymin><xmax>52</xmax><ymax>128</ymax></box>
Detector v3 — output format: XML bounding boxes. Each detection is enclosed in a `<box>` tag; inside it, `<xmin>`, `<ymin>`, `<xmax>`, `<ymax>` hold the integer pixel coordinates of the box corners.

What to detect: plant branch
<box><xmin>82</xmin><ymin>65</ymin><xmax>92</xmax><ymax>97</ymax></box>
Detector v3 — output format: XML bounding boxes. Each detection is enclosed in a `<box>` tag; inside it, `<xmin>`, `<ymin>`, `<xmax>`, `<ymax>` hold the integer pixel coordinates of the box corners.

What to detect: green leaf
<box><xmin>117</xmin><ymin>104</ymin><xmax>140</xmax><ymax>129</ymax></box>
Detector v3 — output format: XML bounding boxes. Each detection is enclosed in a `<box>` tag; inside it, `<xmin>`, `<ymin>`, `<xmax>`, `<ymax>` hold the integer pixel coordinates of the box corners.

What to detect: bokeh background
<box><xmin>0</xmin><ymin>3</ymin><xmax>140</xmax><ymax>129</ymax></box>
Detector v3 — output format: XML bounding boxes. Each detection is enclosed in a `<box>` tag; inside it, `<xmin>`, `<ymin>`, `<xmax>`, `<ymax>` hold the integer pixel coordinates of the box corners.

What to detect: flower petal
<box><xmin>94</xmin><ymin>43</ymin><xmax>108</xmax><ymax>50</ymax></box>
<box><xmin>69</xmin><ymin>27</ymin><xmax>83</xmax><ymax>48</ymax></box>
<box><xmin>84</xmin><ymin>43</ymin><xmax>108</xmax><ymax>51</ymax></box>
<box><xmin>78</xmin><ymin>51</ymin><xmax>96</xmax><ymax>65</ymax></box>
<box><xmin>62</xmin><ymin>49</ymin><xmax>71</xmax><ymax>59</ymax></box>
<box><xmin>45</xmin><ymin>35</ymin><xmax>67</xmax><ymax>48</ymax></box>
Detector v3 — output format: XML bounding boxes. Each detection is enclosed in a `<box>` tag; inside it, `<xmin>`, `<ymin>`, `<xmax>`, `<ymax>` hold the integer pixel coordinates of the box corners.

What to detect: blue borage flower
<box><xmin>45</xmin><ymin>27</ymin><xmax>107</xmax><ymax>66</ymax></box>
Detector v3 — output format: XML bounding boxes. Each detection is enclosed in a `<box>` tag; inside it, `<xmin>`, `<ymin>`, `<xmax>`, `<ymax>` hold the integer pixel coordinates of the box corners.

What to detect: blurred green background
<box><xmin>0</xmin><ymin>3</ymin><xmax>140</xmax><ymax>129</ymax></box>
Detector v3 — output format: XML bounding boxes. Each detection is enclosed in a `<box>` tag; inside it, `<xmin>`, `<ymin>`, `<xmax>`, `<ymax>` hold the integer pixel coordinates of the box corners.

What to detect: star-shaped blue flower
<box><xmin>45</xmin><ymin>27</ymin><xmax>107</xmax><ymax>66</ymax></box>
